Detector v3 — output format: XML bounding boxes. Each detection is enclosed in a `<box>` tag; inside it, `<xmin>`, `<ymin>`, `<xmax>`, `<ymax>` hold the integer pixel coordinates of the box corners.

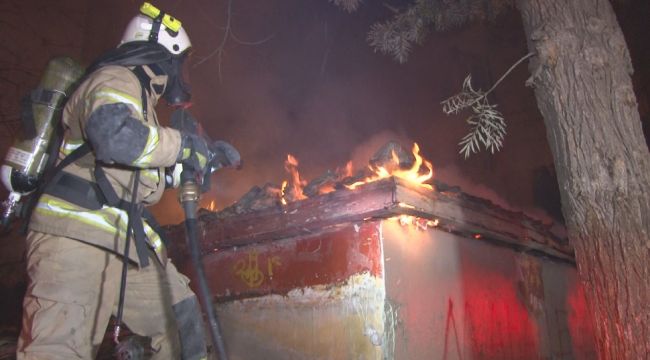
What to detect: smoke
<box><xmin>348</xmin><ymin>131</ymin><xmax>413</xmax><ymax>171</ymax></box>
<box><xmin>436</xmin><ymin>165</ymin><xmax>518</xmax><ymax>213</ymax></box>
<box><xmin>145</xmin><ymin>0</ymin><xmax>561</xmax><ymax>227</ymax></box>
<box><xmin>435</xmin><ymin>165</ymin><xmax>557</xmax><ymax>226</ymax></box>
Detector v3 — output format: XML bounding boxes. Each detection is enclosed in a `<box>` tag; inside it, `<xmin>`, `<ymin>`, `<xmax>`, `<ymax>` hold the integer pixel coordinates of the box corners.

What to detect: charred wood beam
<box><xmin>167</xmin><ymin>177</ymin><xmax>572</xmax><ymax>262</ymax></box>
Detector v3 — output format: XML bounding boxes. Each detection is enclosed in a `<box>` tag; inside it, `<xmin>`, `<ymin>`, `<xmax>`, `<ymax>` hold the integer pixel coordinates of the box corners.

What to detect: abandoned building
<box><xmin>161</xmin><ymin>144</ymin><xmax>597</xmax><ymax>359</ymax></box>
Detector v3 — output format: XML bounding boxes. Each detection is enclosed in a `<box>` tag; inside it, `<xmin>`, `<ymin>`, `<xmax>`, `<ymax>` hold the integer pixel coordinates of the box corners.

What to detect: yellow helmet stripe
<box><xmin>140</xmin><ymin>2</ymin><xmax>182</xmax><ymax>32</ymax></box>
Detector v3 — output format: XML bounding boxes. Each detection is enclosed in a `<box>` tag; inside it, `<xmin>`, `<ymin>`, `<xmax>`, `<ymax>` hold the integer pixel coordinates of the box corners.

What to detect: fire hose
<box><xmin>114</xmin><ymin>171</ymin><xmax>229</xmax><ymax>360</ymax></box>
<box><xmin>115</xmin><ymin>109</ymin><xmax>238</xmax><ymax>360</ymax></box>
<box><xmin>173</xmin><ymin>108</ymin><xmax>239</xmax><ymax>359</ymax></box>
<box><xmin>178</xmin><ymin>171</ymin><xmax>228</xmax><ymax>360</ymax></box>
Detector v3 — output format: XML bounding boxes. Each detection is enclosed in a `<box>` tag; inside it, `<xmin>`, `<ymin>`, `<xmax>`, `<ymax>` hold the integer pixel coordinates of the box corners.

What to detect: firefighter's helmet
<box><xmin>120</xmin><ymin>3</ymin><xmax>191</xmax><ymax>56</ymax></box>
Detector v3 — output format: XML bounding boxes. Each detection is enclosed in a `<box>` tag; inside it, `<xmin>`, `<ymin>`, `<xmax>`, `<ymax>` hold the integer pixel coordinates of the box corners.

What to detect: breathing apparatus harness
<box><xmin>11</xmin><ymin>60</ymin><xmax>168</xmax><ymax>358</ymax></box>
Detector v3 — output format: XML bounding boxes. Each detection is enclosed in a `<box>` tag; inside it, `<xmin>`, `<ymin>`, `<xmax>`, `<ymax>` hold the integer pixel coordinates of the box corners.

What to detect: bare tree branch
<box><xmin>193</xmin><ymin>0</ymin><xmax>278</xmax><ymax>82</ymax></box>
<box><xmin>193</xmin><ymin>0</ymin><xmax>234</xmax><ymax>80</ymax></box>
<box><xmin>230</xmin><ymin>29</ymin><xmax>276</xmax><ymax>46</ymax></box>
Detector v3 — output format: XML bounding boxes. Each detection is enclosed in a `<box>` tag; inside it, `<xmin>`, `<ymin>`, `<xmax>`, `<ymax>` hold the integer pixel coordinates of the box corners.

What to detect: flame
<box><xmin>317</xmin><ymin>161</ymin><xmax>353</xmax><ymax>195</ymax></box>
<box><xmin>280</xmin><ymin>181</ymin><xmax>288</xmax><ymax>205</ymax></box>
<box><xmin>398</xmin><ymin>202</ymin><xmax>416</xmax><ymax>209</ymax></box>
<box><xmin>278</xmin><ymin>143</ymin><xmax>433</xmax><ymax>206</ymax></box>
<box><xmin>318</xmin><ymin>184</ymin><xmax>336</xmax><ymax>194</ymax></box>
<box><xmin>281</xmin><ymin>154</ymin><xmax>307</xmax><ymax>205</ymax></box>
<box><xmin>389</xmin><ymin>215</ymin><xmax>439</xmax><ymax>231</ymax></box>
<box><xmin>340</xmin><ymin>161</ymin><xmax>353</xmax><ymax>178</ymax></box>
<box><xmin>201</xmin><ymin>199</ymin><xmax>217</xmax><ymax>211</ymax></box>
<box><xmin>346</xmin><ymin>143</ymin><xmax>433</xmax><ymax>190</ymax></box>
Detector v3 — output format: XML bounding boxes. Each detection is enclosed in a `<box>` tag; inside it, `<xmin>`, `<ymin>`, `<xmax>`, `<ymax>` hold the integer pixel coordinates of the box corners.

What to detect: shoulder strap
<box><xmin>91</xmin><ymin>72</ymin><xmax>151</xmax><ymax>265</ymax></box>
<box><xmin>20</xmin><ymin>142</ymin><xmax>91</xmax><ymax>233</ymax></box>
<box><xmin>26</xmin><ymin>65</ymin><xmax>166</xmax><ymax>265</ymax></box>
<box><xmin>93</xmin><ymin>165</ymin><xmax>150</xmax><ymax>266</ymax></box>
<box><xmin>132</xmin><ymin>65</ymin><xmax>165</xmax><ymax>101</ymax></box>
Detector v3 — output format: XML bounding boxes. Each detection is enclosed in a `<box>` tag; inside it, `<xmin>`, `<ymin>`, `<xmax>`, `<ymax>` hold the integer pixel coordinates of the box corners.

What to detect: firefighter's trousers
<box><xmin>16</xmin><ymin>230</ymin><xmax>196</xmax><ymax>359</ymax></box>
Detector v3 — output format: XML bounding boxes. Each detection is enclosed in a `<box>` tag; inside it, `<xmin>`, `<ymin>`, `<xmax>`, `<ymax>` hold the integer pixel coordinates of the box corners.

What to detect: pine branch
<box><xmin>329</xmin><ymin>0</ymin><xmax>364</xmax><ymax>13</ymax></box>
<box><xmin>365</xmin><ymin>0</ymin><xmax>515</xmax><ymax>63</ymax></box>
<box><xmin>441</xmin><ymin>52</ymin><xmax>534</xmax><ymax>158</ymax></box>
<box><xmin>367</xmin><ymin>7</ymin><xmax>424</xmax><ymax>64</ymax></box>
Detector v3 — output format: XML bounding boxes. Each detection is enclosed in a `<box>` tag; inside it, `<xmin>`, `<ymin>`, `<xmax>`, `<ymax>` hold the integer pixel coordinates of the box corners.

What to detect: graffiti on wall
<box><xmin>233</xmin><ymin>250</ymin><xmax>282</xmax><ymax>288</ymax></box>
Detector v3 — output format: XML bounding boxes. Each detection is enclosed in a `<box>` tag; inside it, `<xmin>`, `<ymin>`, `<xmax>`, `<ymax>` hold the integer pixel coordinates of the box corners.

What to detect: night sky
<box><xmin>1</xmin><ymin>1</ymin><xmax>647</xmax><ymax>225</ymax></box>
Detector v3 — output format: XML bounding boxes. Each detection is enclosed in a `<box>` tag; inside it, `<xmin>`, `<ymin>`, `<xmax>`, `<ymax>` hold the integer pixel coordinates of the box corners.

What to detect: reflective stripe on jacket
<box><xmin>29</xmin><ymin>65</ymin><xmax>180</xmax><ymax>265</ymax></box>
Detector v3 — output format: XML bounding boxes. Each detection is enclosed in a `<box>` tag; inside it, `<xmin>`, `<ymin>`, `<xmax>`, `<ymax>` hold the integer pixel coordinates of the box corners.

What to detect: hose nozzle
<box><xmin>179</xmin><ymin>179</ymin><xmax>200</xmax><ymax>204</ymax></box>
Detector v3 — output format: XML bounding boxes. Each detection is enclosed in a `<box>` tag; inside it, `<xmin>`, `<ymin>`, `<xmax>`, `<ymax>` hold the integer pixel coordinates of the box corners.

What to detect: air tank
<box><xmin>1</xmin><ymin>57</ymin><xmax>84</xmax><ymax>227</ymax></box>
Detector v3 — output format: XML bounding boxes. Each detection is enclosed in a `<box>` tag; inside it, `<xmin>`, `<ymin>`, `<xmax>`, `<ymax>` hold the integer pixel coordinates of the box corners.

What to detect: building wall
<box><xmin>186</xmin><ymin>222</ymin><xmax>386</xmax><ymax>359</ymax></box>
<box><xmin>189</xmin><ymin>218</ymin><xmax>595</xmax><ymax>359</ymax></box>
<box><xmin>381</xmin><ymin>219</ymin><xmax>596</xmax><ymax>359</ymax></box>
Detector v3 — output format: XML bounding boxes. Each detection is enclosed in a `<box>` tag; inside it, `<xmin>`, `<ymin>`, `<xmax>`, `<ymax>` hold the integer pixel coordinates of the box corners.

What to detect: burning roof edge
<box><xmin>166</xmin><ymin>177</ymin><xmax>573</xmax><ymax>263</ymax></box>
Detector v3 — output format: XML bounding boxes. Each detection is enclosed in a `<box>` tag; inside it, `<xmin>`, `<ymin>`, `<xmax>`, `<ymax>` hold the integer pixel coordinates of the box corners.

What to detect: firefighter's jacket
<box><xmin>29</xmin><ymin>65</ymin><xmax>182</xmax><ymax>265</ymax></box>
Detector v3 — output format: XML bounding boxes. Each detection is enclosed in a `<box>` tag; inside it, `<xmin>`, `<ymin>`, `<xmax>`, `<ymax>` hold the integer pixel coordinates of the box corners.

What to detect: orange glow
<box><xmin>281</xmin><ymin>154</ymin><xmax>307</xmax><ymax>205</ymax></box>
<box><xmin>278</xmin><ymin>144</ymin><xmax>433</xmax><ymax>205</ymax></box>
<box><xmin>398</xmin><ymin>202</ymin><xmax>416</xmax><ymax>209</ymax></box>
<box><xmin>280</xmin><ymin>181</ymin><xmax>288</xmax><ymax>205</ymax></box>
<box><xmin>201</xmin><ymin>199</ymin><xmax>217</xmax><ymax>211</ymax></box>
<box><xmin>318</xmin><ymin>184</ymin><xmax>336</xmax><ymax>194</ymax></box>
<box><xmin>389</xmin><ymin>215</ymin><xmax>439</xmax><ymax>231</ymax></box>
<box><xmin>474</xmin><ymin>234</ymin><xmax>482</xmax><ymax>239</ymax></box>
<box><xmin>339</xmin><ymin>161</ymin><xmax>353</xmax><ymax>178</ymax></box>
<box><xmin>346</xmin><ymin>143</ymin><xmax>433</xmax><ymax>190</ymax></box>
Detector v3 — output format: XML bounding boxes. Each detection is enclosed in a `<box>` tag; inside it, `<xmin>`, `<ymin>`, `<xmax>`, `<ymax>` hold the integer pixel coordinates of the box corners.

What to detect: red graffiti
<box><xmin>567</xmin><ymin>283</ymin><xmax>597</xmax><ymax>358</ymax></box>
<box><xmin>463</xmin><ymin>272</ymin><xmax>539</xmax><ymax>359</ymax></box>
<box><xmin>443</xmin><ymin>298</ymin><xmax>463</xmax><ymax>360</ymax></box>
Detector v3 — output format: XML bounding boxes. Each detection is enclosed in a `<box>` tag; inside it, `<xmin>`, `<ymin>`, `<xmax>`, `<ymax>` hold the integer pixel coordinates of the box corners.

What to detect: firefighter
<box><xmin>16</xmin><ymin>4</ymin><xmax>226</xmax><ymax>359</ymax></box>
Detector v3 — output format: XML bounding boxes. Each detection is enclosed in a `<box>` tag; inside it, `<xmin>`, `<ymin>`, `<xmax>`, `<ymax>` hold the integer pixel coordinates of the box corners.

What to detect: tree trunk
<box><xmin>516</xmin><ymin>0</ymin><xmax>650</xmax><ymax>358</ymax></box>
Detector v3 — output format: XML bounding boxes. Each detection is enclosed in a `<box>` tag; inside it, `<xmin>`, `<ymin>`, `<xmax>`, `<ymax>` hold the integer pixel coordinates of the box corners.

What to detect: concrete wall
<box><xmin>217</xmin><ymin>272</ymin><xmax>385</xmax><ymax>360</ymax></box>
<box><xmin>381</xmin><ymin>219</ymin><xmax>596</xmax><ymax>359</ymax></box>
<box><xmin>195</xmin><ymin>218</ymin><xmax>595</xmax><ymax>359</ymax></box>
<box><xmin>188</xmin><ymin>222</ymin><xmax>386</xmax><ymax>359</ymax></box>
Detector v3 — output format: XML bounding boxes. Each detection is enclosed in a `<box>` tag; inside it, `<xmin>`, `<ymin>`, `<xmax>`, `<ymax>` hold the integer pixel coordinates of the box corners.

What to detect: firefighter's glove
<box><xmin>207</xmin><ymin>140</ymin><xmax>242</xmax><ymax>172</ymax></box>
<box><xmin>178</xmin><ymin>133</ymin><xmax>210</xmax><ymax>176</ymax></box>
